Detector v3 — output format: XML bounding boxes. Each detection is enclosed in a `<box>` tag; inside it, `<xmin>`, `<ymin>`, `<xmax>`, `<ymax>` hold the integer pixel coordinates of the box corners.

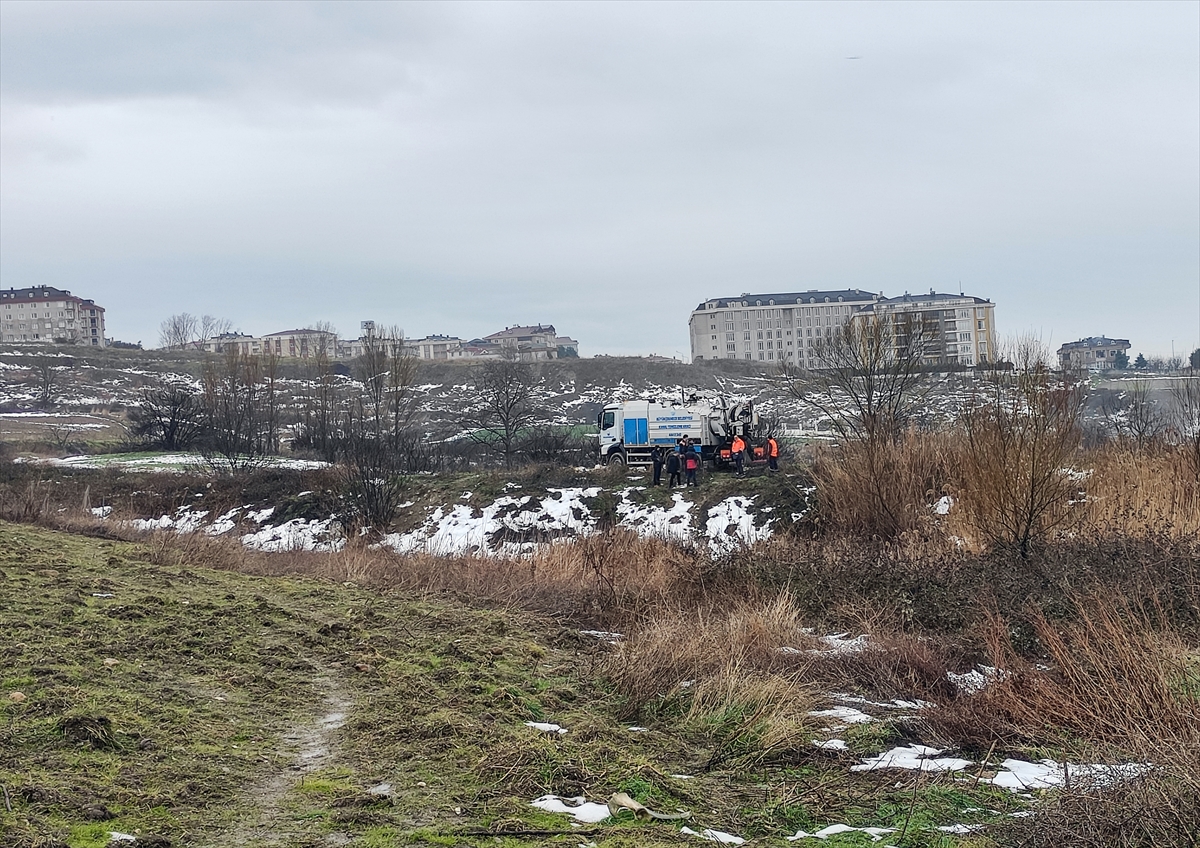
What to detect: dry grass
<box><xmin>1079</xmin><ymin>446</ymin><xmax>1200</xmax><ymax>538</ymax></box>
<box><xmin>810</xmin><ymin>432</ymin><xmax>953</xmax><ymax>538</ymax></box>
<box><xmin>921</xmin><ymin>594</ymin><xmax>1200</xmax><ymax>848</ymax></box>
<box><xmin>925</xmin><ymin>596</ymin><xmax>1200</xmax><ymax>751</ymax></box>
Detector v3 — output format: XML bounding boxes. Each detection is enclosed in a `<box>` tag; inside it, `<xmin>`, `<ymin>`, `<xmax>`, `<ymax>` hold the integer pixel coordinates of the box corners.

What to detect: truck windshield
<box><xmin>601</xmin><ymin>411</ymin><xmax>615</xmax><ymax>429</ymax></box>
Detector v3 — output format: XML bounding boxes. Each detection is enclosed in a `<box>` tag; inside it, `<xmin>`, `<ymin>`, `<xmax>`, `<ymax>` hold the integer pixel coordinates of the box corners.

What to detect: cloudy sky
<box><xmin>2</xmin><ymin>1</ymin><xmax>1197</xmax><ymax>358</ymax></box>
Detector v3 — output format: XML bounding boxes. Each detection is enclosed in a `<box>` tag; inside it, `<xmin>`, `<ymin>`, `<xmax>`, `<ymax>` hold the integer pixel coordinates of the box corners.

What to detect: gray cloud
<box><xmin>2</xmin><ymin>0</ymin><xmax>1196</xmax><ymax>356</ymax></box>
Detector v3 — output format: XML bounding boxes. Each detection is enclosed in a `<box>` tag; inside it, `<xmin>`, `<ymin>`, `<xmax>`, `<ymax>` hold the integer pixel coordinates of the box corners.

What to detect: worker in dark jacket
<box><xmin>651</xmin><ymin>446</ymin><xmax>665</xmax><ymax>486</ymax></box>
<box><xmin>666</xmin><ymin>448</ymin><xmax>682</xmax><ymax>487</ymax></box>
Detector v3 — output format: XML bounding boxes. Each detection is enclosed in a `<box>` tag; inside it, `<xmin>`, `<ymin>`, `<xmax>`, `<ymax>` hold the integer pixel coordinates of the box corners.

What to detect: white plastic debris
<box><xmin>531</xmin><ymin>794</ymin><xmax>610</xmax><ymax>823</ymax></box>
<box><xmin>680</xmin><ymin>825</ymin><xmax>746</xmax><ymax>844</ymax></box>
<box><xmin>786</xmin><ymin>823</ymin><xmax>896</xmax><ymax>841</ymax></box>
<box><xmin>937</xmin><ymin>823</ymin><xmax>984</xmax><ymax>834</ymax></box>
<box><xmin>524</xmin><ymin>721</ymin><xmax>568</xmax><ymax>735</ymax></box>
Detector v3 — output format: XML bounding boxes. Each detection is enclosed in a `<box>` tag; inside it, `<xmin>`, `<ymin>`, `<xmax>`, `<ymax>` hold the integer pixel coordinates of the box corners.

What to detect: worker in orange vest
<box><xmin>766</xmin><ymin>436</ymin><xmax>779</xmax><ymax>472</ymax></box>
<box><xmin>730</xmin><ymin>434</ymin><xmax>746</xmax><ymax>477</ymax></box>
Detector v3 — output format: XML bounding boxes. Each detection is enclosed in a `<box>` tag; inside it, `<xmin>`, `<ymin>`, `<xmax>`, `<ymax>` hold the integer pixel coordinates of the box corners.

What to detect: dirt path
<box><xmin>206</xmin><ymin>671</ymin><xmax>353</xmax><ymax>848</ymax></box>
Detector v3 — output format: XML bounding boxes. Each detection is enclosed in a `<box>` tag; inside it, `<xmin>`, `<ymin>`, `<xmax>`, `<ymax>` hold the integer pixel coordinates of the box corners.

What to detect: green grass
<box><xmin>0</xmin><ymin>520</ymin><xmax>1012</xmax><ymax>847</ymax></box>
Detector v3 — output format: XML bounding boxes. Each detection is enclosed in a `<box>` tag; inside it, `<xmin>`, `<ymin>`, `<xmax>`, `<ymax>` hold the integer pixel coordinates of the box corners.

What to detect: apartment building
<box><xmin>200</xmin><ymin>328</ymin><xmax>337</xmax><ymax>358</ymax></box>
<box><xmin>0</xmin><ymin>285</ymin><xmax>107</xmax><ymax>346</ymax></box>
<box><xmin>854</xmin><ymin>292</ymin><xmax>997</xmax><ymax>366</ymax></box>
<box><xmin>688</xmin><ymin>290</ymin><xmax>882</xmax><ymax>364</ymax></box>
<box><xmin>1057</xmin><ymin>337</ymin><xmax>1130</xmax><ymax>370</ymax></box>
<box><xmin>406</xmin><ymin>334</ymin><xmax>465</xmax><ymax>361</ymax></box>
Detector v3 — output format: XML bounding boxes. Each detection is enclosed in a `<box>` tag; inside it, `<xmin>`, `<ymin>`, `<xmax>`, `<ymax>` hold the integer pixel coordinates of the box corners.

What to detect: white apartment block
<box><xmin>1</xmin><ymin>286</ymin><xmax>107</xmax><ymax>347</ymax></box>
<box><xmin>854</xmin><ymin>292</ymin><xmax>998</xmax><ymax>366</ymax></box>
<box><xmin>689</xmin><ymin>290</ymin><xmax>882</xmax><ymax>364</ymax></box>
<box><xmin>200</xmin><ymin>329</ymin><xmax>338</xmax><ymax>359</ymax></box>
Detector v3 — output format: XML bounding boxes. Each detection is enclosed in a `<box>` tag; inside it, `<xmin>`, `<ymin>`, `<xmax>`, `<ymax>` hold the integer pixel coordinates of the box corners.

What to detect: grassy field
<box><xmin>0</xmin><ymin>520</ymin><xmax>1060</xmax><ymax>848</ymax></box>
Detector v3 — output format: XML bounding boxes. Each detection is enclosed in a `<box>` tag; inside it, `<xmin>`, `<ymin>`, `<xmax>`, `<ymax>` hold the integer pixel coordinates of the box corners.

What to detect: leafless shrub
<box><xmin>1101</xmin><ymin>380</ymin><xmax>1167</xmax><ymax>449</ymax></box>
<box><xmin>128</xmin><ymin>384</ymin><xmax>205</xmax><ymax>451</ymax></box>
<box><xmin>810</xmin><ymin>431</ymin><xmax>953</xmax><ymax>537</ymax></box>
<box><xmin>1169</xmin><ymin>376</ymin><xmax>1200</xmax><ymax>481</ymax></box>
<box><xmin>778</xmin><ymin>319</ymin><xmax>936</xmax><ymax>538</ymax></box>
<box><xmin>198</xmin><ymin>347</ymin><xmax>280</xmax><ymax>471</ymax></box>
<box><xmin>956</xmin><ymin>338</ymin><xmax>1084</xmax><ymax>557</ymax></box>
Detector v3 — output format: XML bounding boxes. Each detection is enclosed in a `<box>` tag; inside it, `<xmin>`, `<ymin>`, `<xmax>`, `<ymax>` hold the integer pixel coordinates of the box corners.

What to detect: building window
<box><xmin>977</xmin><ymin>320</ymin><xmax>984</xmax><ymax>330</ymax></box>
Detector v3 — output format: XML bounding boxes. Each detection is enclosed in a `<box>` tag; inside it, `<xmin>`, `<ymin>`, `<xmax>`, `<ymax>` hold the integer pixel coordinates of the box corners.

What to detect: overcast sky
<box><xmin>2</xmin><ymin>1</ymin><xmax>1197</xmax><ymax>359</ymax></box>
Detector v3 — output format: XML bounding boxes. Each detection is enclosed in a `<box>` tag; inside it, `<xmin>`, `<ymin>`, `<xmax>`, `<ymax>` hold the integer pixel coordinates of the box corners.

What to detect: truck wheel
<box><xmin>607</xmin><ymin>451</ymin><xmax>626</xmax><ymax>467</ymax></box>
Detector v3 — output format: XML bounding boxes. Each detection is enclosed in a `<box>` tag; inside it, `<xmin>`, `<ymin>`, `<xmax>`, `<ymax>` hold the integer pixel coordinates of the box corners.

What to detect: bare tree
<box><xmin>129</xmin><ymin>384</ymin><xmax>205</xmax><ymax>450</ymax></box>
<box><xmin>296</xmin><ymin>339</ymin><xmax>342</xmax><ymax>462</ymax></box>
<box><xmin>777</xmin><ymin>317</ymin><xmax>930</xmax><ymax>443</ymax></box>
<box><xmin>198</xmin><ymin>315</ymin><xmax>234</xmax><ymax>343</ymax></box>
<box><xmin>158</xmin><ymin>313</ymin><xmax>199</xmax><ymax>350</ymax></box>
<box><xmin>199</xmin><ymin>348</ymin><xmax>277</xmax><ymax>471</ymax></box>
<box><xmin>337</xmin><ymin>326</ymin><xmax>423</xmax><ymax>531</ymax></box>
<box><xmin>32</xmin><ymin>355</ymin><xmax>72</xmax><ymax>411</ymax></box>
<box><xmin>458</xmin><ymin>360</ymin><xmax>540</xmax><ymax>469</ymax></box>
<box><xmin>1101</xmin><ymin>381</ymin><xmax>1166</xmax><ymax>449</ymax></box>
<box><xmin>776</xmin><ymin>318</ymin><xmax>931</xmax><ymax>536</ymax></box>
<box><xmin>958</xmin><ymin>336</ymin><xmax>1085</xmax><ymax>558</ymax></box>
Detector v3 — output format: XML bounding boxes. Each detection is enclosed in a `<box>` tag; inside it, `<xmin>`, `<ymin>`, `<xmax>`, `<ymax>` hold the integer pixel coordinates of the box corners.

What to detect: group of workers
<box><xmin>649</xmin><ymin>434</ymin><xmax>779</xmax><ymax>487</ymax></box>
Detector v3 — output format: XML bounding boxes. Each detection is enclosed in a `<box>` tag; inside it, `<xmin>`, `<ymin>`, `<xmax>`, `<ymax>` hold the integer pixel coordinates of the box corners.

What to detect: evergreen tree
<box><xmin>1112</xmin><ymin>350</ymin><xmax>1129</xmax><ymax>370</ymax></box>
<box><xmin>1191</xmin><ymin>348</ymin><xmax>1200</xmax><ymax>370</ymax></box>
<box><xmin>1134</xmin><ymin>353</ymin><xmax>1149</xmax><ymax>370</ymax></box>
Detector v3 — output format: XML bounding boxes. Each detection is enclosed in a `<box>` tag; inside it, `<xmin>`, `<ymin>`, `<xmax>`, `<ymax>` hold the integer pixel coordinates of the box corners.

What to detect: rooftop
<box><xmin>856</xmin><ymin>292</ymin><xmax>992</xmax><ymax>313</ymax></box>
<box><xmin>1058</xmin><ymin>336</ymin><xmax>1130</xmax><ymax>350</ymax></box>
<box><xmin>695</xmin><ymin>289</ymin><xmax>880</xmax><ymax>310</ymax></box>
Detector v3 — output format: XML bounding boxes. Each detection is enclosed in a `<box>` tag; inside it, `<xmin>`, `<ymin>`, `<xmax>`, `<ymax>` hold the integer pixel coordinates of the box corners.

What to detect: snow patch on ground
<box><xmin>617</xmin><ymin>490</ymin><xmax>694</xmax><ymax>540</ymax></box>
<box><xmin>948</xmin><ymin>665</ymin><xmax>1008</xmax><ymax>695</ymax></box>
<box><xmin>380</xmin><ymin>487</ymin><xmax>602</xmax><ymax>556</ymax></box>
<box><xmin>809</xmin><ymin>707</ymin><xmax>875</xmax><ymax>728</ymax></box>
<box><xmin>851</xmin><ymin>745</ymin><xmax>973</xmax><ymax>773</ymax></box>
<box><xmin>990</xmin><ymin>758</ymin><xmax>1151</xmax><ymax>791</ymax></box>
<box><xmin>705</xmin><ymin>496</ymin><xmax>772</xmax><ymax>555</ymax></box>
<box><xmin>241</xmin><ymin>518</ymin><xmax>345</xmax><ymax>552</ymax></box>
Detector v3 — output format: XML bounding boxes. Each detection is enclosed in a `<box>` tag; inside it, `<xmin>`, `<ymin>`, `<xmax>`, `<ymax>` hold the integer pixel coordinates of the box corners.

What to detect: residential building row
<box><xmin>200</xmin><ymin>322</ymin><xmax>580</xmax><ymax>362</ymax></box>
<box><xmin>688</xmin><ymin>289</ymin><xmax>997</xmax><ymax>367</ymax></box>
<box><xmin>1</xmin><ymin>286</ymin><xmax>107</xmax><ymax>347</ymax></box>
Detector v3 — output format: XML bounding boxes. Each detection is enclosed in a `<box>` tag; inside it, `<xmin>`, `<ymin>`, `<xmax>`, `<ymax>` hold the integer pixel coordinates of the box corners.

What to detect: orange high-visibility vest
<box><xmin>731</xmin><ymin>436</ymin><xmax>745</xmax><ymax>453</ymax></box>
<box><xmin>768</xmin><ymin>438</ymin><xmax>778</xmax><ymax>458</ymax></box>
